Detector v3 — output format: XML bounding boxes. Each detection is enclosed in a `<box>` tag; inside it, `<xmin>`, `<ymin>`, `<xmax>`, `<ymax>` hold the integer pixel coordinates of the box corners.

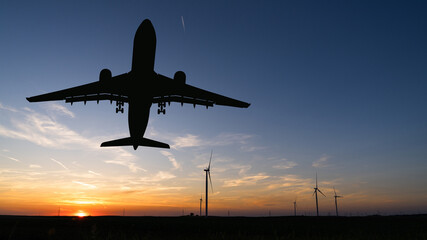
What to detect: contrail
<box><xmin>88</xmin><ymin>170</ymin><xmax>101</xmax><ymax>176</ymax></box>
<box><xmin>51</xmin><ymin>158</ymin><xmax>68</xmax><ymax>170</ymax></box>
<box><xmin>181</xmin><ymin>16</ymin><xmax>186</xmax><ymax>32</ymax></box>
<box><xmin>7</xmin><ymin>156</ymin><xmax>20</xmax><ymax>162</ymax></box>
<box><xmin>73</xmin><ymin>181</ymin><xmax>96</xmax><ymax>189</ymax></box>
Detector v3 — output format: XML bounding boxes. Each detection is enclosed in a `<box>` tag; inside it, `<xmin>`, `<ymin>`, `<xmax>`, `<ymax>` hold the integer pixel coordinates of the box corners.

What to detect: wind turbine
<box><xmin>293</xmin><ymin>197</ymin><xmax>297</xmax><ymax>216</ymax></box>
<box><xmin>333</xmin><ymin>187</ymin><xmax>343</xmax><ymax>216</ymax></box>
<box><xmin>313</xmin><ymin>172</ymin><xmax>326</xmax><ymax>216</ymax></box>
<box><xmin>204</xmin><ymin>150</ymin><xmax>213</xmax><ymax>217</ymax></box>
<box><xmin>199</xmin><ymin>195</ymin><xmax>203</xmax><ymax>216</ymax></box>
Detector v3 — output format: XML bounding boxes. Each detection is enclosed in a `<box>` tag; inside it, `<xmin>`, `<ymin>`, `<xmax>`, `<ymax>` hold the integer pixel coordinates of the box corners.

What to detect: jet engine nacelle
<box><xmin>99</xmin><ymin>68</ymin><xmax>112</xmax><ymax>82</ymax></box>
<box><xmin>174</xmin><ymin>71</ymin><xmax>186</xmax><ymax>84</ymax></box>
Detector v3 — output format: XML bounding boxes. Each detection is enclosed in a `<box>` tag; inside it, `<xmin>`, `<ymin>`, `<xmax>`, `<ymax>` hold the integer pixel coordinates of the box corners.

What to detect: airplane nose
<box><xmin>136</xmin><ymin>19</ymin><xmax>154</xmax><ymax>35</ymax></box>
<box><xmin>142</xmin><ymin>19</ymin><xmax>153</xmax><ymax>28</ymax></box>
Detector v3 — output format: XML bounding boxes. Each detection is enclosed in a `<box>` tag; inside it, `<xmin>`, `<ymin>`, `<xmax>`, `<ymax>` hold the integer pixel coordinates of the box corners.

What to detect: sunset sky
<box><xmin>1</xmin><ymin>1</ymin><xmax>427</xmax><ymax>216</ymax></box>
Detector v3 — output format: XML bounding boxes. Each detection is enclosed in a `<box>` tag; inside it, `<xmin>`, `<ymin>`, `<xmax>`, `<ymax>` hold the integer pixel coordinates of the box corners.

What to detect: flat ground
<box><xmin>1</xmin><ymin>215</ymin><xmax>426</xmax><ymax>239</ymax></box>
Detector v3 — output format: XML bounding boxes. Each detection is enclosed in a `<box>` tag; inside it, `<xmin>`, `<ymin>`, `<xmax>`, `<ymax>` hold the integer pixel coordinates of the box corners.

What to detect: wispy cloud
<box><xmin>160</xmin><ymin>151</ymin><xmax>180</xmax><ymax>169</ymax></box>
<box><xmin>214</xmin><ymin>133</ymin><xmax>252</xmax><ymax>145</ymax></box>
<box><xmin>265</xmin><ymin>174</ymin><xmax>313</xmax><ymax>195</ymax></box>
<box><xmin>273</xmin><ymin>158</ymin><xmax>297</xmax><ymax>169</ymax></box>
<box><xmin>104</xmin><ymin>148</ymin><xmax>146</xmax><ymax>173</ymax></box>
<box><xmin>0</xmin><ymin>103</ymin><xmax>146</xmax><ymax>174</ymax></box>
<box><xmin>0</xmin><ymin>107</ymin><xmax>95</xmax><ymax>149</ymax></box>
<box><xmin>0</xmin><ymin>103</ymin><xmax>18</xmax><ymax>112</ymax></box>
<box><xmin>7</xmin><ymin>156</ymin><xmax>21</xmax><ymax>162</ymax></box>
<box><xmin>171</xmin><ymin>132</ymin><xmax>255</xmax><ymax>150</ymax></box>
<box><xmin>220</xmin><ymin>163</ymin><xmax>252</xmax><ymax>175</ymax></box>
<box><xmin>50</xmin><ymin>158</ymin><xmax>68</xmax><ymax>170</ymax></box>
<box><xmin>312</xmin><ymin>154</ymin><xmax>330</xmax><ymax>168</ymax></box>
<box><xmin>171</xmin><ymin>134</ymin><xmax>201</xmax><ymax>149</ymax></box>
<box><xmin>45</xmin><ymin>103</ymin><xmax>75</xmax><ymax>118</ymax></box>
<box><xmin>29</xmin><ymin>164</ymin><xmax>42</xmax><ymax>168</ymax></box>
<box><xmin>154</xmin><ymin>171</ymin><xmax>176</xmax><ymax>180</ymax></box>
<box><xmin>223</xmin><ymin>173</ymin><xmax>270</xmax><ymax>187</ymax></box>
<box><xmin>139</xmin><ymin>171</ymin><xmax>176</xmax><ymax>182</ymax></box>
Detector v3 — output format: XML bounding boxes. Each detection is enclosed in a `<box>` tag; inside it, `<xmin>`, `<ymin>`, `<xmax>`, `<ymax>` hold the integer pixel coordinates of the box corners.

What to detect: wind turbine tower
<box><xmin>333</xmin><ymin>187</ymin><xmax>343</xmax><ymax>216</ymax></box>
<box><xmin>313</xmin><ymin>172</ymin><xmax>326</xmax><ymax>216</ymax></box>
<box><xmin>293</xmin><ymin>198</ymin><xmax>297</xmax><ymax>216</ymax></box>
<box><xmin>204</xmin><ymin>150</ymin><xmax>213</xmax><ymax>217</ymax></box>
<box><xmin>199</xmin><ymin>195</ymin><xmax>202</xmax><ymax>216</ymax></box>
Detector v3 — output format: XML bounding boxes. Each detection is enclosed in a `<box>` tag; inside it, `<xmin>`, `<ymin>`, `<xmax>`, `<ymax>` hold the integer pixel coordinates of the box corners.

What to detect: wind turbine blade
<box><xmin>208</xmin><ymin>150</ymin><xmax>212</xmax><ymax>169</ymax></box>
<box><xmin>318</xmin><ymin>189</ymin><xmax>326</xmax><ymax>197</ymax></box>
<box><xmin>333</xmin><ymin>187</ymin><xmax>337</xmax><ymax>196</ymax></box>
<box><xmin>315</xmin><ymin>172</ymin><xmax>318</xmax><ymax>188</ymax></box>
<box><xmin>208</xmin><ymin>171</ymin><xmax>213</xmax><ymax>193</ymax></box>
<box><xmin>312</xmin><ymin>190</ymin><xmax>316</xmax><ymax>197</ymax></box>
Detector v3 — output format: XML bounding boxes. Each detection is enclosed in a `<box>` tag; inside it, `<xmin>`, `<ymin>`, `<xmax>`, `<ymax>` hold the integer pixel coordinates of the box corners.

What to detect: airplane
<box><xmin>27</xmin><ymin>19</ymin><xmax>250</xmax><ymax>150</ymax></box>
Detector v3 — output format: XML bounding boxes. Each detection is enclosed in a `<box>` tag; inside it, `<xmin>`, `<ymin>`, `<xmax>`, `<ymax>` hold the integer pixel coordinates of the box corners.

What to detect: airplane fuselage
<box><xmin>127</xmin><ymin>19</ymin><xmax>157</xmax><ymax>149</ymax></box>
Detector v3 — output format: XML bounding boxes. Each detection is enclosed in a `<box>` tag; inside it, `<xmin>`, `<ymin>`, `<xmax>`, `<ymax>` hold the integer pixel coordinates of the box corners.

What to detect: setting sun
<box><xmin>75</xmin><ymin>211</ymin><xmax>88</xmax><ymax>218</ymax></box>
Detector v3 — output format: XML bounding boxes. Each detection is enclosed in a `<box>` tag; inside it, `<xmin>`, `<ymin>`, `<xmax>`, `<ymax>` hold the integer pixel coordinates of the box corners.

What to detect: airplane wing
<box><xmin>26</xmin><ymin>74</ymin><xmax>129</xmax><ymax>104</ymax></box>
<box><xmin>154</xmin><ymin>74</ymin><xmax>250</xmax><ymax>108</ymax></box>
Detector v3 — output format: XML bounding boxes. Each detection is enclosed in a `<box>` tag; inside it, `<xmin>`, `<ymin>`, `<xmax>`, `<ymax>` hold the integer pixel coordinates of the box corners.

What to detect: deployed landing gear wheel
<box><xmin>158</xmin><ymin>102</ymin><xmax>166</xmax><ymax>115</ymax></box>
<box><xmin>116</xmin><ymin>101</ymin><xmax>124</xmax><ymax>113</ymax></box>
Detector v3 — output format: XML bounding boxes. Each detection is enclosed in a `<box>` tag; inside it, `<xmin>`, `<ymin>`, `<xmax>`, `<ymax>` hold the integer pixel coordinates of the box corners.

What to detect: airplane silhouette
<box><xmin>27</xmin><ymin>19</ymin><xmax>250</xmax><ymax>150</ymax></box>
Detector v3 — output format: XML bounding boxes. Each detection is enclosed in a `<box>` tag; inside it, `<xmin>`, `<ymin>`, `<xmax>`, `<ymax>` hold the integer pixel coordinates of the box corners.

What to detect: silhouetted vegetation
<box><xmin>1</xmin><ymin>215</ymin><xmax>427</xmax><ymax>239</ymax></box>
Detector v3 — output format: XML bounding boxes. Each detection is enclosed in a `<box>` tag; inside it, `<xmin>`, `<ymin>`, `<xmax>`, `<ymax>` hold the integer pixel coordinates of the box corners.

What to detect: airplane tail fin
<box><xmin>101</xmin><ymin>137</ymin><xmax>170</xmax><ymax>150</ymax></box>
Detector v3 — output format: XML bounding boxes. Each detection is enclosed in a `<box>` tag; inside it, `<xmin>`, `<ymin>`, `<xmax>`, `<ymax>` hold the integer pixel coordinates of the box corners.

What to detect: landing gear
<box><xmin>158</xmin><ymin>102</ymin><xmax>166</xmax><ymax>114</ymax></box>
<box><xmin>116</xmin><ymin>101</ymin><xmax>124</xmax><ymax>113</ymax></box>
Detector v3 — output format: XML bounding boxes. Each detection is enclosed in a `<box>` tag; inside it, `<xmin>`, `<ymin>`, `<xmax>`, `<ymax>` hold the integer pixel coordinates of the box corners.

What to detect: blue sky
<box><xmin>1</xmin><ymin>1</ymin><xmax>427</xmax><ymax>216</ymax></box>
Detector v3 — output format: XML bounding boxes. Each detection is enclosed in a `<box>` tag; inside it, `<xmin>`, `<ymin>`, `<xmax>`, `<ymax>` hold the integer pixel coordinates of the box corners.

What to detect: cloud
<box><xmin>312</xmin><ymin>154</ymin><xmax>330</xmax><ymax>168</ymax></box>
<box><xmin>266</xmin><ymin>174</ymin><xmax>313</xmax><ymax>193</ymax></box>
<box><xmin>273</xmin><ymin>159</ymin><xmax>297</xmax><ymax>169</ymax></box>
<box><xmin>138</xmin><ymin>171</ymin><xmax>177</xmax><ymax>183</ymax></box>
<box><xmin>104</xmin><ymin>159</ymin><xmax>145</xmax><ymax>173</ymax></box>
<box><xmin>171</xmin><ymin>132</ymin><xmax>255</xmax><ymax>150</ymax></box>
<box><xmin>50</xmin><ymin>158</ymin><xmax>68</xmax><ymax>170</ymax></box>
<box><xmin>223</xmin><ymin>173</ymin><xmax>270</xmax><ymax>187</ymax></box>
<box><xmin>0</xmin><ymin>107</ymin><xmax>95</xmax><ymax>149</ymax></box>
<box><xmin>45</xmin><ymin>103</ymin><xmax>75</xmax><ymax>118</ymax></box>
<box><xmin>211</xmin><ymin>133</ymin><xmax>252</xmax><ymax>146</ymax></box>
<box><xmin>29</xmin><ymin>164</ymin><xmax>42</xmax><ymax>168</ymax></box>
<box><xmin>0</xmin><ymin>103</ymin><xmax>18</xmax><ymax>112</ymax></box>
<box><xmin>240</xmin><ymin>145</ymin><xmax>266</xmax><ymax>152</ymax></box>
<box><xmin>155</xmin><ymin>171</ymin><xmax>176</xmax><ymax>180</ymax></box>
<box><xmin>73</xmin><ymin>181</ymin><xmax>97</xmax><ymax>189</ymax></box>
<box><xmin>1</xmin><ymin>103</ymin><xmax>145</xmax><ymax>174</ymax></box>
<box><xmin>104</xmin><ymin>148</ymin><xmax>146</xmax><ymax>173</ymax></box>
<box><xmin>160</xmin><ymin>151</ymin><xmax>180</xmax><ymax>169</ymax></box>
<box><xmin>88</xmin><ymin>170</ymin><xmax>101</xmax><ymax>176</ymax></box>
<box><xmin>7</xmin><ymin>156</ymin><xmax>20</xmax><ymax>162</ymax></box>
<box><xmin>171</xmin><ymin>134</ymin><xmax>201</xmax><ymax>149</ymax></box>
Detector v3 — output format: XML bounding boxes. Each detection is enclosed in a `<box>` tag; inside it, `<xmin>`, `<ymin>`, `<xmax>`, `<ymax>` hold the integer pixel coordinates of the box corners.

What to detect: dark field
<box><xmin>1</xmin><ymin>215</ymin><xmax>427</xmax><ymax>240</ymax></box>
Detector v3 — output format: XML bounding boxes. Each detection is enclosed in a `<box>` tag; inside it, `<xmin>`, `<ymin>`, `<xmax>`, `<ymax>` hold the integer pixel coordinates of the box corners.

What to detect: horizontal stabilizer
<box><xmin>101</xmin><ymin>137</ymin><xmax>170</xmax><ymax>149</ymax></box>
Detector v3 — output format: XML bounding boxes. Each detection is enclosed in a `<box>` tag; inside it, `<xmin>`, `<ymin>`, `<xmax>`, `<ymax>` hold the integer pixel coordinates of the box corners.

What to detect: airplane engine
<box><xmin>174</xmin><ymin>71</ymin><xmax>186</xmax><ymax>84</ymax></box>
<box><xmin>99</xmin><ymin>68</ymin><xmax>112</xmax><ymax>82</ymax></box>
